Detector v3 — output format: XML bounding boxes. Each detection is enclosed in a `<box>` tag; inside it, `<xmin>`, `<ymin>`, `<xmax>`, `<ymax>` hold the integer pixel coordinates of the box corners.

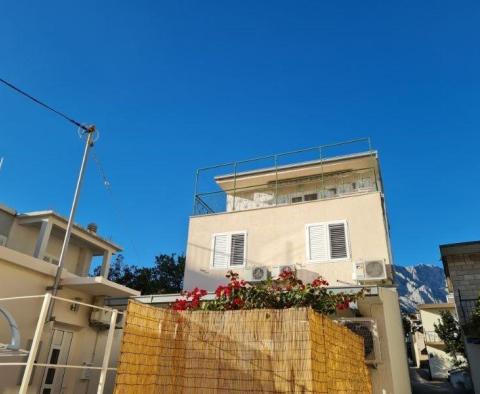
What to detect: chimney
<box><xmin>87</xmin><ymin>223</ymin><xmax>98</xmax><ymax>233</ymax></box>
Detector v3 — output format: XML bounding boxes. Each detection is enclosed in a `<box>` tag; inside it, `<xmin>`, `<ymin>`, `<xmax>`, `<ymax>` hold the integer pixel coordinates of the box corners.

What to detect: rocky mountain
<box><xmin>394</xmin><ymin>264</ymin><xmax>448</xmax><ymax>312</ymax></box>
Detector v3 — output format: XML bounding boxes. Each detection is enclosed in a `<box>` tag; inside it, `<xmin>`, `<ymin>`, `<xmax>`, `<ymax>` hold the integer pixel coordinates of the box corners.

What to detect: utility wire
<box><xmin>91</xmin><ymin>148</ymin><xmax>142</xmax><ymax>264</ymax></box>
<box><xmin>0</xmin><ymin>77</ymin><xmax>89</xmax><ymax>131</ymax></box>
<box><xmin>1</xmin><ymin>76</ymin><xmax>141</xmax><ymax>263</ymax></box>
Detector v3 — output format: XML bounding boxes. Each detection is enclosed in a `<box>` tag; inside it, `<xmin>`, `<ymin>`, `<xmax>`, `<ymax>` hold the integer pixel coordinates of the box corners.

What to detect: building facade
<box><xmin>184</xmin><ymin>143</ymin><xmax>410</xmax><ymax>394</ymax></box>
<box><xmin>441</xmin><ymin>241</ymin><xmax>480</xmax><ymax>393</ymax></box>
<box><xmin>417</xmin><ymin>303</ymin><xmax>459</xmax><ymax>379</ymax></box>
<box><xmin>0</xmin><ymin>204</ymin><xmax>139</xmax><ymax>394</ymax></box>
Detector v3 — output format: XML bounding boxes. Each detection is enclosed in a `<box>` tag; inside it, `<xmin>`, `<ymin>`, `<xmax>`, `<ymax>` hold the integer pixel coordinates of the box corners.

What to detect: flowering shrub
<box><xmin>172</xmin><ymin>269</ymin><xmax>363</xmax><ymax>315</ymax></box>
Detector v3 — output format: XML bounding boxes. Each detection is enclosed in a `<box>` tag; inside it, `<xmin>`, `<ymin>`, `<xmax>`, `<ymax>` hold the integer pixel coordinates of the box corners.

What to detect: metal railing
<box><xmin>193</xmin><ymin>138</ymin><xmax>376</xmax><ymax>216</ymax></box>
<box><xmin>0</xmin><ymin>294</ymin><xmax>121</xmax><ymax>394</ymax></box>
<box><xmin>424</xmin><ymin>331</ymin><xmax>443</xmax><ymax>344</ymax></box>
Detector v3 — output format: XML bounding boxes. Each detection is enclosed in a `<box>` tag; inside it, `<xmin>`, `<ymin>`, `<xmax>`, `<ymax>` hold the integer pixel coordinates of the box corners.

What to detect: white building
<box><xmin>0</xmin><ymin>203</ymin><xmax>139</xmax><ymax>394</ymax></box>
<box><xmin>417</xmin><ymin>303</ymin><xmax>459</xmax><ymax>379</ymax></box>
<box><xmin>183</xmin><ymin>142</ymin><xmax>411</xmax><ymax>394</ymax></box>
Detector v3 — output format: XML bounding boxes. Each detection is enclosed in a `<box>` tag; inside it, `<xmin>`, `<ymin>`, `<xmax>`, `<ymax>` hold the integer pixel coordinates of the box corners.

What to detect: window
<box><xmin>304</xmin><ymin>193</ymin><xmax>318</xmax><ymax>201</ymax></box>
<box><xmin>211</xmin><ymin>232</ymin><xmax>247</xmax><ymax>268</ymax></box>
<box><xmin>306</xmin><ymin>221</ymin><xmax>349</xmax><ymax>262</ymax></box>
<box><xmin>291</xmin><ymin>196</ymin><xmax>303</xmax><ymax>203</ymax></box>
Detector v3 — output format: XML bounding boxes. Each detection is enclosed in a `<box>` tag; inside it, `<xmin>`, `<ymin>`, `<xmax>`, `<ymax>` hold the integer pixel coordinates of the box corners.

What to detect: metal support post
<box><xmin>97</xmin><ymin>309</ymin><xmax>118</xmax><ymax>394</ymax></box>
<box><xmin>274</xmin><ymin>155</ymin><xmax>278</xmax><ymax>206</ymax></box>
<box><xmin>19</xmin><ymin>293</ymin><xmax>52</xmax><ymax>394</ymax></box>
<box><xmin>192</xmin><ymin>169</ymin><xmax>199</xmax><ymax>215</ymax></box>
<box><xmin>232</xmin><ymin>162</ymin><xmax>237</xmax><ymax>211</ymax></box>
<box><xmin>47</xmin><ymin>127</ymin><xmax>95</xmax><ymax>321</ymax></box>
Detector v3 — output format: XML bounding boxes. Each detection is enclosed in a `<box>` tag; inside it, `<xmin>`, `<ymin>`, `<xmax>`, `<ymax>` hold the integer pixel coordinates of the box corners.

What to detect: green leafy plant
<box><xmin>434</xmin><ymin>310</ymin><xmax>466</xmax><ymax>367</ymax></box>
<box><xmin>172</xmin><ymin>269</ymin><xmax>364</xmax><ymax>314</ymax></box>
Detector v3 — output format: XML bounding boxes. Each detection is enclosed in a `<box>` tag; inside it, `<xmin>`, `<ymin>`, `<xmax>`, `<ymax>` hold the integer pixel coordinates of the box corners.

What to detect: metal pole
<box><xmin>193</xmin><ymin>169</ymin><xmax>199</xmax><ymax>215</ymax></box>
<box><xmin>232</xmin><ymin>162</ymin><xmax>237</xmax><ymax>211</ymax></box>
<box><xmin>47</xmin><ymin>127</ymin><xmax>95</xmax><ymax>321</ymax></box>
<box><xmin>97</xmin><ymin>309</ymin><xmax>118</xmax><ymax>394</ymax></box>
<box><xmin>19</xmin><ymin>293</ymin><xmax>52</xmax><ymax>394</ymax></box>
<box><xmin>274</xmin><ymin>155</ymin><xmax>278</xmax><ymax>206</ymax></box>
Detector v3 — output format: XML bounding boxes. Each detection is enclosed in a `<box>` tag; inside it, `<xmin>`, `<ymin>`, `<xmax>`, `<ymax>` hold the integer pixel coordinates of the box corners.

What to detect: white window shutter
<box><xmin>212</xmin><ymin>234</ymin><xmax>229</xmax><ymax>268</ymax></box>
<box><xmin>308</xmin><ymin>224</ymin><xmax>329</xmax><ymax>261</ymax></box>
<box><xmin>230</xmin><ymin>233</ymin><xmax>246</xmax><ymax>266</ymax></box>
<box><xmin>329</xmin><ymin>222</ymin><xmax>348</xmax><ymax>259</ymax></box>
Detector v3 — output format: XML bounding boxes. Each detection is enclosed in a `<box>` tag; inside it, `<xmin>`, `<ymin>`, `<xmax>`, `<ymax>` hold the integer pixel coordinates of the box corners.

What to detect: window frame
<box><xmin>305</xmin><ymin>220</ymin><xmax>350</xmax><ymax>263</ymax></box>
<box><xmin>210</xmin><ymin>231</ymin><xmax>247</xmax><ymax>269</ymax></box>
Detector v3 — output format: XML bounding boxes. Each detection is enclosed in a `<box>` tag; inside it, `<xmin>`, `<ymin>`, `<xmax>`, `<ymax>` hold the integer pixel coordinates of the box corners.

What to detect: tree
<box><xmin>402</xmin><ymin>315</ymin><xmax>412</xmax><ymax>336</ymax></box>
<box><xmin>93</xmin><ymin>254</ymin><xmax>185</xmax><ymax>295</ymax></box>
<box><xmin>434</xmin><ymin>310</ymin><xmax>466</xmax><ymax>367</ymax></box>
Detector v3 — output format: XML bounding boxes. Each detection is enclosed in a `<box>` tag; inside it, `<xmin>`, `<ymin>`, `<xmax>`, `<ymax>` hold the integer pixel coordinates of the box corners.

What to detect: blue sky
<box><xmin>1</xmin><ymin>1</ymin><xmax>479</xmax><ymax>268</ymax></box>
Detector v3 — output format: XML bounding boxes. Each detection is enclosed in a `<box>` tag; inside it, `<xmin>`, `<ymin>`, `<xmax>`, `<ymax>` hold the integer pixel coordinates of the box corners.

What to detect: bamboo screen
<box><xmin>114</xmin><ymin>301</ymin><xmax>371</xmax><ymax>393</ymax></box>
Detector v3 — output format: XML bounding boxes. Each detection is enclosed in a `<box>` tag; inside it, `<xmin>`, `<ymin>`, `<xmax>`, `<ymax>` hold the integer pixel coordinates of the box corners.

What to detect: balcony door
<box><xmin>40</xmin><ymin>329</ymin><xmax>73</xmax><ymax>394</ymax></box>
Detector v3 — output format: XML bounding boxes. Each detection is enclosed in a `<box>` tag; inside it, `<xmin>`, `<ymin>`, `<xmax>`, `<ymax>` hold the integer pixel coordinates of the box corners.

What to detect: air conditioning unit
<box><xmin>270</xmin><ymin>265</ymin><xmax>296</xmax><ymax>279</ymax></box>
<box><xmin>90</xmin><ymin>297</ymin><xmax>119</xmax><ymax>328</ymax></box>
<box><xmin>244</xmin><ymin>266</ymin><xmax>268</xmax><ymax>282</ymax></box>
<box><xmin>354</xmin><ymin>260</ymin><xmax>387</xmax><ymax>282</ymax></box>
<box><xmin>335</xmin><ymin>318</ymin><xmax>381</xmax><ymax>364</ymax></box>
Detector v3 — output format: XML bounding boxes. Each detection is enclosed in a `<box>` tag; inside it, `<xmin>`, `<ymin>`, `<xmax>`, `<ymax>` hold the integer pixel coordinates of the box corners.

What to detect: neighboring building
<box><xmin>417</xmin><ymin>303</ymin><xmax>459</xmax><ymax>379</ymax></box>
<box><xmin>0</xmin><ymin>203</ymin><xmax>139</xmax><ymax>394</ymax></box>
<box><xmin>183</xmin><ymin>142</ymin><xmax>411</xmax><ymax>394</ymax></box>
<box><xmin>441</xmin><ymin>241</ymin><xmax>480</xmax><ymax>393</ymax></box>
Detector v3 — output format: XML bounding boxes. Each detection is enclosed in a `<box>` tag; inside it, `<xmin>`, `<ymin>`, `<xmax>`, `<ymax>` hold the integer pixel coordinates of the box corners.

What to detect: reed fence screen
<box><xmin>114</xmin><ymin>301</ymin><xmax>371</xmax><ymax>393</ymax></box>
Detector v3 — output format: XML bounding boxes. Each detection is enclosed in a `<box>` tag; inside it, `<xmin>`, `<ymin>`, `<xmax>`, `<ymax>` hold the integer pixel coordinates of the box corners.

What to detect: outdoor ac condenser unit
<box><xmin>335</xmin><ymin>318</ymin><xmax>381</xmax><ymax>364</ymax></box>
<box><xmin>244</xmin><ymin>266</ymin><xmax>268</xmax><ymax>282</ymax></box>
<box><xmin>270</xmin><ymin>265</ymin><xmax>296</xmax><ymax>279</ymax></box>
<box><xmin>354</xmin><ymin>260</ymin><xmax>387</xmax><ymax>282</ymax></box>
<box><xmin>90</xmin><ymin>297</ymin><xmax>111</xmax><ymax>328</ymax></box>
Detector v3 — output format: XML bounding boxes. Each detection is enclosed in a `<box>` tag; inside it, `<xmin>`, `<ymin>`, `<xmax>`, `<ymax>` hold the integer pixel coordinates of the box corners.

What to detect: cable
<box><xmin>91</xmin><ymin>148</ymin><xmax>142</xmax><ymax>264</ymax></box>
<box><xmin>0</xmin><ymin>77</ymin><xmax>89</xmax><ymax>131</ymax></box>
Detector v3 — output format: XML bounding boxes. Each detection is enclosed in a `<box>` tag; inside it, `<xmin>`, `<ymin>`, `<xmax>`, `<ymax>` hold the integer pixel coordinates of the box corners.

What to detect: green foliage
<box><xmin>434</xmin><ymin>310</ymin><xmax>466</xmax><ymax>367</ymax></box>
<box><xmin>173</xmin><ymin>270</ymin><xmax>364</xmax><ymax>315</ymax></box>
<box><xmin>402</xmin><ymin>315</ymin><xmax>412</xmax><ymax>335</ymax></box>
<box><xmin>93</xmin><ymin>253</ymin><xmax>185</xmax><ymax>294</ymax></box>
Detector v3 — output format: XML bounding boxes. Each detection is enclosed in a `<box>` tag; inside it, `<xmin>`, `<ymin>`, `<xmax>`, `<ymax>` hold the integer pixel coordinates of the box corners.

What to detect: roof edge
<box><xmin>214</xmin><ymin>150</ymin><xmax>378</xmax><ymax>182</ymax></box>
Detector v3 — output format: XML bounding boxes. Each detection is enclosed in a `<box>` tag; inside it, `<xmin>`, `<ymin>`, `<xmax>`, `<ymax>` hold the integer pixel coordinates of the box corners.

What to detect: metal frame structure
<box><xmin>0</xmin><ymin>293</ymin><xmax>120</xmax><ymax>394</ymax></box>
<box><xmin>193</xmin><ymin>137</ymin><xmax>374</xmax><ymax>215</ymax></box>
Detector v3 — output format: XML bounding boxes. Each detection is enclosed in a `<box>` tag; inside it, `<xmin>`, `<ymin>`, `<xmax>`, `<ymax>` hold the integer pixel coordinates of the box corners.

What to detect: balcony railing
<box><xmin>193</xmin><ymin>138</ymin><xmax>377</xmax><ymax>216</ymax></box>
<box><xmin>424</xmin><ymin>331</ymin><xmax>443</xmax><ymax>344</ymax></box>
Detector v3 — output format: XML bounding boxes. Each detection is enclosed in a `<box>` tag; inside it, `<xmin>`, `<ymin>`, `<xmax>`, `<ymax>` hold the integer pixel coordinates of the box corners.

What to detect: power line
<box><xmin>91</xmin><ymin>148</ymin><xmax>142</xmax><ymax>264</ymax></box>
<box><xmin>0</xmin><ymin>77</ymin><xmax>89</xmax><ymax>131</ymax></box>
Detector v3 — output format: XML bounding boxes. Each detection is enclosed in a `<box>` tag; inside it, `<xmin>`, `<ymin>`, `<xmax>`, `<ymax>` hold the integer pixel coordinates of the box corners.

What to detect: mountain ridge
<box><xmin>393</xmin><ymin>264</ymin><xmax>447</xmax><ymax>312</ymax></box>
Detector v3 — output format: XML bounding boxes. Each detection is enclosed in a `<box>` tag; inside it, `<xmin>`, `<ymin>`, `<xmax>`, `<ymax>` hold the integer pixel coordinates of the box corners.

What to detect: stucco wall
<box><xmin>0</xmin><ymin>260</ymin><xmax>119</xmax><ymax>394</ymax></box>
<box><xmin>6</xmin><ymin>220</ymin><xmax>82</xmax><ymax>273</ymax></box>
<box><xmin>185</xmin><ymin>192</ymin><xmax>390</xmax><ymax>290</ymax></box>
<box><xmin>358</xmin><ymin>288</ymin><xmax>411</xmax><ymax>394</ymax></box>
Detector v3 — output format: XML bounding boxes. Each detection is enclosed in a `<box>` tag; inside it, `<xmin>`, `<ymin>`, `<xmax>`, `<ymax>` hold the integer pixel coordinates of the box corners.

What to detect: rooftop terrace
<box><xmin>193</xmin><ymin>138</ymin><xmax>381</xmax><ymax>216</ymax></box>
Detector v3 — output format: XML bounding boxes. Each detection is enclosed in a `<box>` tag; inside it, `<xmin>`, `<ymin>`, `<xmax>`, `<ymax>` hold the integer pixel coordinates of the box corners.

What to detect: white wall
<box><xmin>185</xmin><ymin>192</ymin><xmax>391</xmax><ymax>290</ymax></box>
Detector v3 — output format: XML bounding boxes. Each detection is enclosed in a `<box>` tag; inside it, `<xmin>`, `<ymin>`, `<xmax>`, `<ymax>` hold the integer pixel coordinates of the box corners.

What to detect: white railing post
<box><xmin>97</xmin><ymin>309</ymin><xmax>118</xmax><ymax>394</ymax></box>
<box><xmin>19</xmin><ymin>293</ymin><xmax>52</xmax><ymax>394</ymax></box>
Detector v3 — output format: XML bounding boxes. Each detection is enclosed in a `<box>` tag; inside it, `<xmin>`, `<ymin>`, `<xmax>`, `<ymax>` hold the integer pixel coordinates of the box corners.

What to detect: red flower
<box><xmin>336</xmin><ymin>300</ymin><xmax>350</xmax><ymax>310</ymax></box>
<box><xmin>312</xmin><ymin>277</ymin><xmax>329</xmax><ymax>287</ymax></box>
<box><xmin>215</xmin><ymin>285</ymin><xmax>231</xmax><ymax>298</ymax></box>
<box><xmin>279</xmin><ymin>268</ymin><xmax>294</xmax><ymax>280</ymax></box>
<box><xmin>232</xmin><ymin>297</ymin><xmax>244</xmax><ymax>308</ymax></box>
<box><xmin>172</xmin><ymin>299</ymin><xmax>188</xmax><ymax>311</ymax></box>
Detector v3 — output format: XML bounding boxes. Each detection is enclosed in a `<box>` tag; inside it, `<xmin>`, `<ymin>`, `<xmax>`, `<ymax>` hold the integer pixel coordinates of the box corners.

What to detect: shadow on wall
<box><xmin>184</xmin><ymin>241</ymin><xmax>350</xmax><ymax>291</ymax></box>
